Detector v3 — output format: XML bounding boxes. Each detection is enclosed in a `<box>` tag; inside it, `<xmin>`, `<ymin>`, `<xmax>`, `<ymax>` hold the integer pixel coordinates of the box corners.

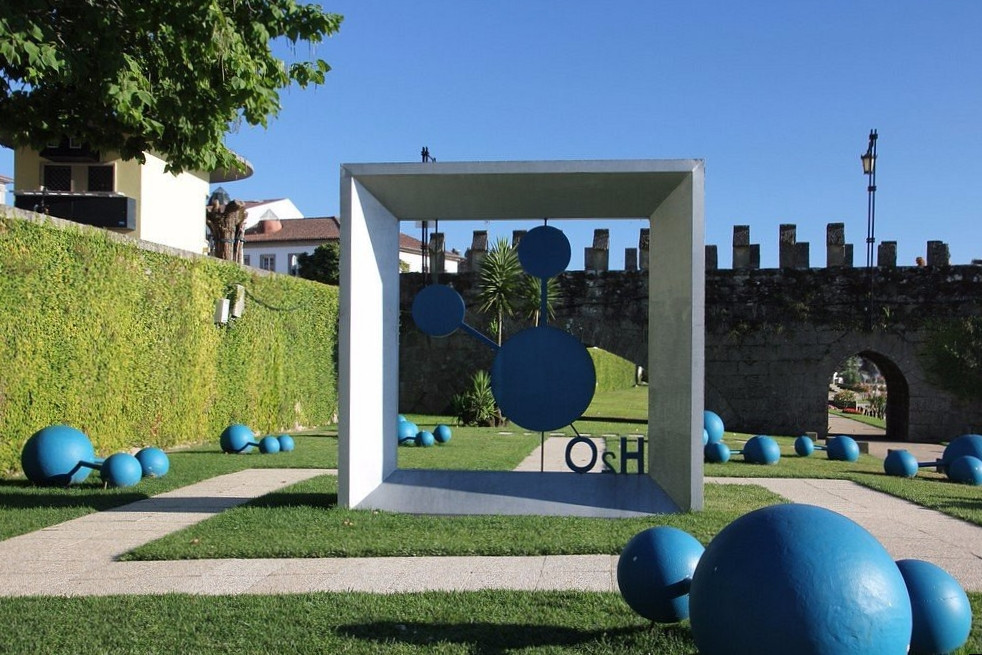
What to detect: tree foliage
<box><xmin>477</xmin><ymin>237</ymin><xmax>524</xmax><ymax>346</ymax></box>
<box><xmin>0</xmin><ymin>1</ymin><xmax>342</xmax><ymax>174</ymax></box>
<box><xmin>922</xmin><ymin>317</ymin><xmax>982</xmax><ymax>400</ymax></box>
<box><xmin>297</xmin><ymin>241</ymin><xmax>340</xmax><ymax>286</ymax></box>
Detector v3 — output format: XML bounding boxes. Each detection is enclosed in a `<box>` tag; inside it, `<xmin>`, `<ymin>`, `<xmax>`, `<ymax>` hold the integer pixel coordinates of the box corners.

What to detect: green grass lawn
<box><xmin>828</xmin><ymin>407</ymin><xmax>887</xmax><ymax>430</ymax></box>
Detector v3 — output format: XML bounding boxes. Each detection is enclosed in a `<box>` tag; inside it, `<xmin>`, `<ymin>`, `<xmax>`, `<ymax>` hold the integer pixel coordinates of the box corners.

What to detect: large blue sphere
<box><xmin>135</xmin><ymin>447</ymin><xmax>170</xmax><ymax>478</ymax></box>
<box><xmin>220</xmin><ymin>424</ymin><xmax>255</xmax><ymax>454</ymax></box>
<box><xmin>689</xmin><ymin>504</ymin><xmax>912</xmax><ymax>655</ymax></box>
<box><xmin>617</xmin><ymin>526</ymin><xmax>704</xmax><ymax>623</ymax></box>
<box><xmin>100</xmin><ymin>452</ymin><xmax>144</xmax><ymax>488</ymax></box>
<box><xmin>883</xmin><ymin>449</ymin><xmax>919</xmax><ymax>478</ymax></box>
<box><xmin>827</xmin><ymin>435</ymin><xmax>861</xmax><ymax>462</ymax></box>
<box><xmin>743</xmin><ymin>435</ymin><xmax>781</xmax><ymax>465</ymax></box>
<box><xmin>704</xmin><ymin>441</ymin><xmax>731</xmax><ymax>463</ymax></box>
<box><xmin>896</xmin><ymin>559</ymin><xmax>972</xmax><ymax>655</ymax></box>
<box><xmin>941</xmin><ymin>434</ymin><xmax>982</xmax><ymax>474</ymax></box>
<box><xmin>433</xmin><ymin>424</ymin><xmax>452</xmax><ymax>444</ymax></box>
<box><xmin>21</xmin><ymin>425</ymin><xmax>96</xmax><ymax>486</ymax></box>
<box><xmin>947</xmin><ymin>455</ymin><xmax>982</xmax><ymax>485</ymax></box>
<box><xmin>794</xmin><ymin>435</ymin><xmax>815</xmax><ymax>457</ymax></box>
<box><xmin>259</xmin><ymin>435</ymin><xmax>281</xmax><ymax>454</ymax></box>
<box><xmin>398</xmin><ymin>421</ymin><xmax>418</xmax><ymax>442</ymax></box>
<box><xmin>277</xmin><ymin>434</ymin><xmax>295</xmax><ymax>452</ymax></box>
<box><xmin>704</xmin><ymin>411</ymin><xmax>725</xmax><ymax>444</ymax></box>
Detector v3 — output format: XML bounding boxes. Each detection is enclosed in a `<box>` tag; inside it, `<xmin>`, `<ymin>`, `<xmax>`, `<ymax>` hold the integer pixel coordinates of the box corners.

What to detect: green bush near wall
<box><xmin>0</xmin><ymin>212</ymin><xmax>338</xmax><ymax>476</ymax></box>
<box><xmin>588</xmin><ymin>347</ymin><xmax>637</xmax><ymax>393</ymax></box>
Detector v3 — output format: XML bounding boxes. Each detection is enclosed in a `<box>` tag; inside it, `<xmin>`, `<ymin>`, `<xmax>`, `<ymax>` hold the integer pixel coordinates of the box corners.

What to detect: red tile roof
<box><xmin>244</xmin><ymin>217</ymin><xmax>340</xmax><ymax>242</ymax></box>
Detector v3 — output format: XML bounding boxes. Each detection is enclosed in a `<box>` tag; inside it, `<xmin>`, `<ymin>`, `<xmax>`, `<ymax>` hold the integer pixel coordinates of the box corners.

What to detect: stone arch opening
<box><xmin>828</xmin><ymin>350</ymin><xmax>909</xmax><ymax>441</ymax></box>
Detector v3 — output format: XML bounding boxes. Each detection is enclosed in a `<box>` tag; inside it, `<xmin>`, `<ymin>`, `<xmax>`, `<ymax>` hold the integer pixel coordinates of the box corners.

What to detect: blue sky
<box><xmin>3</xmin><ymin>1</ymin><xmax>980</xmax><ymax>268</ymax></box>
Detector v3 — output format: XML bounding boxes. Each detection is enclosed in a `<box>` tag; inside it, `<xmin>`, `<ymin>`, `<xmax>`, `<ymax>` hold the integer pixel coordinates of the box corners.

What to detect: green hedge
<box><xmin>588</xmin><ymin>347</ymin><xmax>637</xmax><ymax>392</ymax></box>
<box><xmin>0</xmin><ymin>211</ymin><xmax>338</xmax><ymax>476</ymax></box>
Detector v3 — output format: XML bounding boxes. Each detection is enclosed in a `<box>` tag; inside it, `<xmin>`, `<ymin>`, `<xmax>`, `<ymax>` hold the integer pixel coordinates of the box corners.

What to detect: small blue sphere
<box><xmin>135</xmin><ymin>447</ymin><xmax>170</xmax><ymax>478</ymax></box>
<box><xmin>704</xmin><ymin>441</ymin><xmax>731</xmax><ymax>463</ymax></box>
<box><xmin>398</xmin><ymin>421</ymin><xmax>418</xmax><ymax>442</ymax></box>
<box><xmin>21</xmin><ymin>425</ymin><xmax>97</xmax><ymax>486</ymax></box>
<box><xmin>896</xmin><ymin>559</ymin><xmax>972</xmax><ymax>655</ymax></box>
<box><xmin>883</xmin><ymin>449</ymin><xmax>918</xmax><ymax>478</ymax></box>
<box><xmin>827</xmin><ymin>435</ymin><xmax>861</xmax><ymax>462</ymax></box>
<box><xmin>617</xmin><ymin>526</ymin><xmax>704</xmax><ymax>623</ymax></box>
<box><xmin>743</xmin><ymin>435</ymin><xmax>781</xmax><ymax>465</ymax></box>
<box><xmin>433</xmin><ymin>424</ymin><xmax>452</xmax><ymax>444</ymax></box>
<box><xmin>704</xmin><ymin>411</ymin><xmax>725</xmax><ymax>444</ymax></box>
<box><xmin>277</xmin><ymin>434</ymin><xmax>295</xmax><ymax>452</ymax></box>
<box><xmin>259</xmin><ymin>435</ymin><xmax>281</xmax><ymax>454</ymax></box>
<box><xmin>940</xmin><ymin>434</ymin><xmax>982</xmax><ymax>475</ymax></box>
<box><xmin>947</xmin><ymin>455</ymin><xmax>982</xmax><ymax>485</ymax></box>
<box><xmin>702</xmin><ymin>428</ymin><xmax>709</xmax><ymax>445</ymax></box>
<box><xmin>100</xmin><ymin>452</ymin><xmax>144</xmax><ymax>488</ymax></box>
<box><xmin>415</xmin><ymin>430</ymin><xmax>435</xmax><ymax>447</ymax></box>
<box><xmin>794</xmin><ymin>435</ymin><xmax>815</xmax><ymax>457</ymax></box>
<box><xmin>689</xmin><ymin>504</ymin><xmax>912</xmax><ymax>655</ymax></box>
<box><xmin>220</xmin><ymin>424</ymin><xmax>255</xmax><ymax>454</ymax></box>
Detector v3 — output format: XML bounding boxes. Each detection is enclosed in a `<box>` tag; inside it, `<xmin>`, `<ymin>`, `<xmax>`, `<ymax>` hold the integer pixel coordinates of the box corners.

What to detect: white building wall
<box><xmin>139</xmin><ymin>154</ymin><xmax>210</xmax><ymax>253</ymax></box>
<box><xmin>243</xmin><ymin>199</ymin><xmax>304</xmax><ymax>229</ymax></box>
<box><xmin>243</xmin><ymin>240</ymin><xmax>459</xmax><ymax>276</ymax></box>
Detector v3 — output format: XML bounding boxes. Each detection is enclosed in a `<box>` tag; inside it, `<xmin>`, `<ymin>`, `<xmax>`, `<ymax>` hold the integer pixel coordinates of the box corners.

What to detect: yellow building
<box><xmin>12</xmin><ymin>140</ymin><xmax>251</xmax><ymax>253</ymax></box>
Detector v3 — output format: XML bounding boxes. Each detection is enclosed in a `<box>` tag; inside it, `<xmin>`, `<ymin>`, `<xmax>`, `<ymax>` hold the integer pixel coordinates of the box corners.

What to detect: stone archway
<box><xmin>857</xmin><ymin>349</ymin><xmax>910</xmax><ymax>441</ymax></box>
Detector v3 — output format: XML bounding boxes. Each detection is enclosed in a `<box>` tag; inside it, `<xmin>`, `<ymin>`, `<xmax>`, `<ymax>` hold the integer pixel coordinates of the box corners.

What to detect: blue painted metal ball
<box><xmin>398</xmin><ymin>421</ymin><xmax>418</xmax><ymax>442</ymax></box>
<box><xmin>415</xmin><ymin>430</ymin><xmax>435</xmax><ymax>447</ymax></box>
<box><xmin>883</xmin><ymin>449</ymin><xmax>919</xmax><ymax>478</ymax></box>
<box><xmin>433</xmin><ymin>424</ymin><xmax>452</xmax><ymax>444</ymax></box>
<box><xmin>220</xmin><ymin>424</ymin><xmax>255</xmax><ymax>454</ymax></box>
<box><xmin>617</xmin><ymin>526</ymin><xmax>704</xmax><ymax>623</ymax></box>
<box><xmin>794</xmin><ymin>435</ymin><xmax>815</xmax><ymax>457</ymax></box>
<box><xmin>259</xmin><ymin>435</ymin><xmax>281</xmax><ymax>454</ymax></box>
<box><xmin>689</xmin><ymin>504</ymin><xmax>912</xmax><ymax>655</ymax></box>
<box><xmin>704</xmin><ymin>441</ymin><xmax>731</xmax><ymax>463</ymax></box>
<box><xmin>827</xmin><ymin>435</ymin><xmax>861</xmax><ymax>462</ymax></box>
<box><xmin>941</xmin><ymin>434</ymin><xmax>982</xmax><ymax>475</ymax></box>
<box><xmin>702</xmin><ymin>428</ymin><xmax>708</xmax><ymax>445</ymax></box>
<box><xmin>398</xmin><ymin>414</ymin><xmax>407</xmax><ymax>423</ymax></box>
<box><xmin>100</xmin><ymin>452</ymin><xmax>144</xmax><ymax>488</ymax></box>
<box><xmin>21</xmin><ymin>424</ymin><xmax>97</xmax><ymax>486</ymax></box>
<box><xmin>277</xmin><ymin>434</ymin><xmax>295</xmax><ymax>452</ymax></box>
<box><xmin>703</xmin><ymin>411</ymin><xmax>725</xmax><ymax>444</ymax></box>
<box><xmin>947</xmin><ymin>455</ymin><xmax>982</xmax><ymax>485</ymax></box>
<box><xmin>896</xmin><ymin>558</ymin><xmax>972</xmax><ymax>655</ymax></box>
<box><xmin>743</xmin><ymin>435</ymin><xmax>780</xmax><ymax>465</ymax></box>
<box><xmin>135</xmin><ymin>447</ymin><xmax>170</xmax><ymax>478</ymax></box>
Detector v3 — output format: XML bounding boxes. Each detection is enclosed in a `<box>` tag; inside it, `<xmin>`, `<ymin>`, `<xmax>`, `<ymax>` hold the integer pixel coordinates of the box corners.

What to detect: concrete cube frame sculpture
<box><xmin>339</xmin><ymin>160</ymin><xmax>704</xmax><ymax>515</ymax></box>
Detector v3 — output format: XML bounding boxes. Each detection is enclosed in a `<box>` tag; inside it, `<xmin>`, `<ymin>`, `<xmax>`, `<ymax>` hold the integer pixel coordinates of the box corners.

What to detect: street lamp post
<box><xmin>861</xmin><ymin>129</ymin><xmax>878</xmax><ymax>329</ymax></box>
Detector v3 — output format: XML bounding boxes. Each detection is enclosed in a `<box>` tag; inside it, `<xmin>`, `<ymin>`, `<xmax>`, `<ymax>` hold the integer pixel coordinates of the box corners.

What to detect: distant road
<box><xmin>827</xmin><ymin>413</ymin><xmax>885</xmax><ymax>437</ymax></box>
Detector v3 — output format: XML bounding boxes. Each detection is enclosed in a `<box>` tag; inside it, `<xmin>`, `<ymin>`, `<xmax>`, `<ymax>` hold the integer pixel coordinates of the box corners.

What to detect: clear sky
<box><xmin>3</xmin><ymin>1</ymin><xmax>980</xmax><ymax>268</ymax></box>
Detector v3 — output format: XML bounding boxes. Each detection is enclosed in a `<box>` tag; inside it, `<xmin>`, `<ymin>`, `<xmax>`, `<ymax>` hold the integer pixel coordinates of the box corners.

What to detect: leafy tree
<box><xmin>297</xmin><ymin>242</ymin><xmax>340</xmax><ymax>285</ymax></box>
<box><xmin>478</xmin><ymin>237</ymin><xmax>524</xmax><ymax>346</ymax></box>
<box><xmin>922</xmin><ymin>317</ymin><xmax>982</xmax><ymax>400</ymax></box>
<box><xmin>0</xmin><ymin>1</ymin><xmax>342</xmax><ymax>174</ymax></box>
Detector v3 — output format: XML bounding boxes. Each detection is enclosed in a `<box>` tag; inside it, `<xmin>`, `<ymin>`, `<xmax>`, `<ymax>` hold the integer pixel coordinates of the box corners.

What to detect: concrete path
<box><xmin>0</xmin><ymin>437</ymin><xmax>979</xmax><ymax>597</ymax></box>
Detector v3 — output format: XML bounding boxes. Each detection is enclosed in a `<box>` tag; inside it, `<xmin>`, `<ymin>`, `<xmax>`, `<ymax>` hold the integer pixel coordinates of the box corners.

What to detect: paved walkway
<box><xmin>0</xmin><ymin>438</ymin><xmax>978</xmax><ymax>597</ymax></box>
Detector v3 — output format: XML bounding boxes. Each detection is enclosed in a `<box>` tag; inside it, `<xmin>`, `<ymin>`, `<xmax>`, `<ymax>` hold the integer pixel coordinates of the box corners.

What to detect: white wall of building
<box><xmin>243</xmin><ymin>199</ymin><xmax>303</xmax><ymax>229</ymax></box>
<box><xmin>243</xmin><ymin>240</ymin><xmax>459</xmax><ymax>276</ymax></box>
<box><xmin>138</xmin><ymin>153</ymin><xmax>210</xmax><ymax>253</ymax></box>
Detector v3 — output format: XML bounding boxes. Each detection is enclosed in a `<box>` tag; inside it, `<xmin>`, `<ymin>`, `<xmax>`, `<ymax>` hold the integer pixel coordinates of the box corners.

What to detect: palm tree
<box><xmin>477</xmin><ymin>237</ymin><xmax>524</xmax><ymax>345</ymax></box>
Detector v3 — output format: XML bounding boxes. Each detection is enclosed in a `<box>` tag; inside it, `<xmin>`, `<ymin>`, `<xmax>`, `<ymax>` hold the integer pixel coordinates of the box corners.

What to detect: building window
<box><xmin>43</xmin><ymin>165</ymin><xmax>72</xmax><ymax>191</ymax></box>
<box><xmin>289</xmin><ymin>253</ymin><xmax>303</xmax><ymax>276</ymax></box>
<box><xmin>243</xmin><ymin>255</ymin><xmax>251</xmax><ymax>266</ymax></box>
<box><xmin>87</xmin><ymin>165</ymin><xmax>114</xmax><ymax>192</ymax></box>
<box><xmin>259</xmin><ymin>254</ymin><xmax>276</xmax><ymax>271</ymax></box>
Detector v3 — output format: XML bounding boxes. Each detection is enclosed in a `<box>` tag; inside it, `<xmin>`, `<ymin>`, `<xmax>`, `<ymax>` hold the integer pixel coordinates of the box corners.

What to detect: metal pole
<box><xmin>864</xmin><ymin>129</ymin><xmax>878</xmax><ymax>330</ymax></box>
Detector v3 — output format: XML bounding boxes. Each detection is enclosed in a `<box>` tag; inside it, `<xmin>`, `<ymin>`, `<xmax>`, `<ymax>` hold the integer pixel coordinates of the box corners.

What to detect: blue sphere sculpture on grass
<box><xmin>743</xmin><ymin>435</ymin><xmax>780</xmax><ymax>465</ymax></box>
<box><xmin>277</xmin><ymin>434</ymin><xmax>295</xmax><ymax>452</ymax></box>
<box><xmin>884</xmin><ymin>449</ymin><xmax>919</xmax><ymax>478</ymax></box>
<box><xmin>689</xmin><ymin>504</ymin><xmax>912</xmax><ymax>655</ymax></box>
<box><xmin>617</xmin><ymin>526</ymin><xmax>704</xmax><ymax>623</ymax></box>
<box><xmin>21</xmin><ymin>424</ymin><xmax>97</xmax><ymax>486</ymax></box>
<box><xmin>398</xmin><ymin>421</ymin><xmax>418</xmax><ymax>444</ymax></box>
<box><xmin>704</xmin><ymin>442</ymin><xmax>731</xmax><ymax>463</ymax></box>
<box><xmin>135</xmin><ymin>447</ymin><xmax>170</xmax><ymax>478</ymax></box>
<box><xmin>259</xmin><ymin>435</ymin><xmax>281</xmax><ymax>454</ymax></box>
<box><xmin>220</xmin><ymin>424</ymin><xmax>255</xmax><ymax>454</ymax></box>
<box><xmin>827</xmin><ymin>435</ymin><xmax>861</xmax><ymax>462</ymax></box>
<box><xmin>896</xmin><ymin>558</ymin><xmax>972</xmax><ymax>655</ymax></box>
<box><xmin>433</xmin><ymin>424</ymin><xmax>452</xmax><ymax>444</ymax></box>
<box><xmin>940</xmin><ymin>434</ymin><xmax>982</xmax><ymax>475</ymax></box>
<box><xmin>704</xmin><ymin>411</ymin><xmax>724</xmax><ymax>444</ymax></box>
<box><xmin>948</xmin><ymin>455</ymin><xmax>982</xmax><ymax>485</ymax></box>
<box><xmin>415</xmin><ymin>430</ymin><xmax>435</xmax><ymax>447</ymax></box>
<box><xmin>794</xmin><ymin>435</ymin><xmax>815</xmax><ymax>457</ymax></box>
<box><xmin>100</xmin><ymin>452</ymin><xmax>144</xmax><ymax>488</ymax></box>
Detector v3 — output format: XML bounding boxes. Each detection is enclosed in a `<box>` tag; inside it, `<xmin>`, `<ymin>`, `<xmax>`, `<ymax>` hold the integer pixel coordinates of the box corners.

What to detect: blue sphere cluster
<box><xmin>703</xmin><ymin>411</ymin><xmax>724</xmax><ymax>445</ymax></box>
<box><xmin>219</xmin><ymin>424</ymin><xmax>297</xmax><ymax>456</ymax></box>
<box><xmin>397</xmin><ymin>416</ymin><xmax>451</xmax><ymax>449</ymax></box>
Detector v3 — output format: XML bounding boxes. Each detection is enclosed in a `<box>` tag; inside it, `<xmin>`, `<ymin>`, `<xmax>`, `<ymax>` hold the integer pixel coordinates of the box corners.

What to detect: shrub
<box><xmin>450</xmin><ymin>370</ymin><xmax>501</xmax><ymax>427</ymax></box>
<box><xmin>589</xmin><ymin>347</ymin><xmax>637</xmax><ymax>392</ymax></box>
<box><xmin>831</xmin><ymin>390</ymin><xmax>857</xmax><ymax>409</ymax></box>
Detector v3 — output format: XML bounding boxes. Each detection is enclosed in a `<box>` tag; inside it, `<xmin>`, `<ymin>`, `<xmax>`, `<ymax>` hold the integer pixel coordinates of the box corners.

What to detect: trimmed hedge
<box><xmin>0</xmin><ymin>211</ymin><xmax>338</xmax><ymax>476</ymax></box>
<box><xmin>588</xmin><ymin>347</ymin><xmax>637</xmax><ymax>392</ymax></box>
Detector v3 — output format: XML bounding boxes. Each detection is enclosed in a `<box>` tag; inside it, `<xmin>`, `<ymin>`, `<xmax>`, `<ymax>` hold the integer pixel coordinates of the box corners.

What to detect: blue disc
<box><xmin>411</xmin><ymin>284</ymin><xmax>465</xmax><ymax>337</ymax></box>
<box><xmin>517</xmin><ymin>225</ymin><xmax>571</xmax><ymax>278</ymax></box>
<box><xmin>491</xmin><ymin>325</ymin><xmax>595</xmax><ymax>432</ymax></box>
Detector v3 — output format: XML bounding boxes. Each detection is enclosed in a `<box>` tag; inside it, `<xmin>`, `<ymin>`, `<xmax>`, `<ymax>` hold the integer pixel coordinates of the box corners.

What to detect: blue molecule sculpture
<box><xmin>703</xmin><ymin>411</ymin><xmax>725</xmax><ymax>445</ymax></box>
<box><xmin>827</xmin><ymin>435</ymin><xmax>861</xmax><ymax>462</ymax></box>
<box><xmin>689</xmin><ymin>504</ymin><xmax>912</xmax><ymax>655</ymax></box>
<box><xmin>100</xmin><ymin>452</ymin><xmax>144</xmax><ymax>488</ymax></box>
<box><xmin>617</xmin><ymin>526</ymin><xmax>704</xmax><ymax>623</ymax></box>
<box><xmin>743</xmin><ymin>435</ymin><xmax>781</xmax><ymax>465</ymax></box>
<box><xmin>896</xmin><ymin>558</ymin><xmax>972</xmax><ymax>655</ymax></box>
<box><xmin>135</xmin><ymin>447</ymin><xmax>170</xmax><ymax>478</ymax></box>
<box><xmin>883</xmin><ymin>449</ymin><xmax>919</xmax><ymax>478</ymax></box>
<box><xmin>940</xmin><ymin>434</ymin><xmax>982</xmax><ymax>475</ymax></box>
<box><xmin>794</xmin><ymin>435</ymin><xmax>815</xmax><ymax>457</ymax></box>
<box><xmin>259</xmin><ymin>435</ymin><xmax>281</xmax><ymax>454</ymax></box>
<box><xmin>433</xmin><ymin>424</ymin><xmax>452</xmax><ymax>444</ymax></box>
<box><xmin>398</xmin><ymin>421</ymin><xmax>418</xmax><ymax>446</ymax></box>
<box><xmin>412</xmin><ymin>225</ymin><xmax>596</xmax><ymax>433</ymax></box>
<box><xmin>21</xmin><ymin>424</ymin><xmax>98</xmax><ymax>486</ymax></box>
<box><xmin>415</xmin><ymin>430</ymin><xmax>435</xmax><ymax>447</ymax></box>
<box><xmin>277</xmin><ymin>434</ymin><xmax>296</xmax><ymax>452</ymax></box>
<box><xmin>948</xmin><ymin>455</ymin><xmax>982</xmax><ymax>485</ymax></box>
<box><xmin>220</xmin><ymin>424</ymin><xmax>256</xmax><ymax>454</ymax></box>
